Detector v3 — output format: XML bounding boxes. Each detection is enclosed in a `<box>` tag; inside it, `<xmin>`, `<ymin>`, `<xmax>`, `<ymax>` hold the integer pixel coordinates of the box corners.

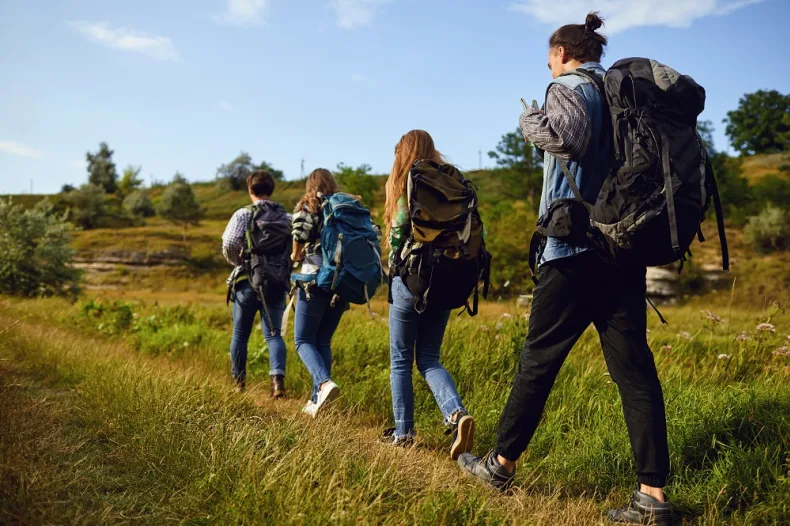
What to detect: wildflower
<box><xmin>660</xmin><ymin>344</ymin><xmax>672</xmax><ymax>352</ymax></box>
<box><xmin>701</xmin><ymin>310</ymin><xmax>722</xmax><ymax>324</ymax></box>
<box><xmin>480</xmin><ymin>326</ymin><xmax>490</xmax><ymax>332</ymax></box>
<box><xmin>756</xmin><ymin>323</ymin><xmax>776</xmax><ymax>333</ymax></box>
<box><xmin>736</xmin><ymin>331</ymin><xmax>748</xmax><ymax>342</ymax></box>
<box><xmin>504</xmin><ymin>280</ymin><xmax>511</xmax><ymax>288</ymax></box>
<box><xmin>774</xmin><ymin>346</ymin><xmax>790</xmax><ymax>357</ymax></box>
<box><xmin>521</xmin><ymin>313</ymin><xmax>530</xmax><ymax>320</ymax></box>
<box><xmin>495</xmin><ymin>322</ymin><xmax>504</xmax><ymax>330</ymax></box>
<box><xmin>717</xmin><ymin>354</ymin><xmax>730</xmax><ymax>360</ymax></box>
<box><xmin>501</xmin><ymin>313</ymin><xmax>512</xmax><ymax>319</ymax></box>
<box><xmin>646</xmin><ymin>329</ymin><xmax>651</xmax><ymax>334</ymax></box>
<box><xmin>678</xmin><ymin>331</ymin><xmax>691</xmax><ymax>340</ymax></box>
<box><xmin>786</xmin><ymin>335</ymin><xmax>790</xmax><ymax>342</ymax></box>
<box><xmin>495</xmin><ymin>335</ymin><xmax>501</xmax><ymax>341</ymax></box>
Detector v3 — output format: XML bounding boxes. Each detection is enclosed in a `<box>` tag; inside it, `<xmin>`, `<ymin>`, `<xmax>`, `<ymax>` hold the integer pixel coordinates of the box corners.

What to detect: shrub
<box><xmin>744</xmin><ymin>206</ymin><xmax>790</xmax><ymax>253</ymax></box>
<box><xmin>63</xmin><ymin>183</ymin><xmax>106</xmax><ymax>229</ymax></box>
<box><xmin>0</xmin><ymin>198</ymin><xmax>81</xmax><ymax>298</ymax></box>
<box><xmin>123</xmin><ymin>190</ymin><xmax>155</xmax><ymax>218</ymax></box>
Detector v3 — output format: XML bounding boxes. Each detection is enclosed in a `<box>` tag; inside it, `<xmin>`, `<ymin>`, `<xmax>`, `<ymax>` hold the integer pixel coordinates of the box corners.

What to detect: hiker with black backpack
<box><xmin>291</xmin><ymin>168</ymin><xmax>384</xmax><ymax>418</ymax></box>
<box><xmin>455</xmin><ymin>12</ymin><xmax>733</xmax><ymax>525</ymax></box>
<box><xmin>222</xmin><ymin>170</ymin><xmax>292</xmax><ymax>397</ymax></box>
<box><xmin>382</xmin><ymin>130</ymin><xmax>490</xmax><ymax>459</ymax></box>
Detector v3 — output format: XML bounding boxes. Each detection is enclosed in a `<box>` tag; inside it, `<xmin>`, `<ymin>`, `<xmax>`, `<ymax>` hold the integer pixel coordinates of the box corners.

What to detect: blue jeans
<box><xmin>230</xmin><ymin>280</ymin><xmax>287</xmax><ymax>382</ymax></box>
<box><xmin>294</xmin><ymin>287</ymin><xmax>347</xmax><ymax>402</ymax></box>
<box><xmin>389</xmin><ymin>276</ymin><xmax>465</xmax><ymax>437</ymax></box>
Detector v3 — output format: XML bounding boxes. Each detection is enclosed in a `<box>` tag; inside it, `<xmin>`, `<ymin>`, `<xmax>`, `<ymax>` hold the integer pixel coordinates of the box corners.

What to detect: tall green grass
<box><xmin>6</xmin><ymin>295</ymin><xmax>787</xmax><ymax>523</ymax></box>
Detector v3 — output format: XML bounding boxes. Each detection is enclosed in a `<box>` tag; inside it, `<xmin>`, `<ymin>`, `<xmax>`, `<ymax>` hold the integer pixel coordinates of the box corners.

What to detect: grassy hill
<box><xmin>741</xmin><ymin>152</ymin><xmax>788</xmax><ymax>182</ymax></box>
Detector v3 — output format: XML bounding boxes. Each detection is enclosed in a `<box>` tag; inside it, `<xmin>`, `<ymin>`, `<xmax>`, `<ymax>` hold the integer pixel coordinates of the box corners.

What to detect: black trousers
<box><xmin>495</xmin><ymin>252</ymin><xmax>670</xmax><ymax>487</ymax></box>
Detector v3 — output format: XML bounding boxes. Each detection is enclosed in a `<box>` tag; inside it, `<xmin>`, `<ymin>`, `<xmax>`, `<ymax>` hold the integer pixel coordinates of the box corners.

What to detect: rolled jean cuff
<box><xmin>442</xmin><ymin>406</ymin><xmax>467</xmax><ymax>426</ymax></box>
<box><xmin>269</xmin><ymin>369</ymin><xmax>286</xmax><ymax>376</ymax></box>
<box><xmin>637</xmin><ymin>474</ymin><xmax>667</xmax><ymax>488</ymax></box>
<box><xmin>493</xmin><ymin>447</ymin><xmax>519</xmax><ymax>463</ymax></box>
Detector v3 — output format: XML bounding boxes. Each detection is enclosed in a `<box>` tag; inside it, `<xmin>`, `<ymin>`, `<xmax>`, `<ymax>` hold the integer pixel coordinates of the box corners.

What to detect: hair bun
<box><xmin>585</xmin><ymin>12</ymin><xmax>604</xmax><ymax>32</ymax></box>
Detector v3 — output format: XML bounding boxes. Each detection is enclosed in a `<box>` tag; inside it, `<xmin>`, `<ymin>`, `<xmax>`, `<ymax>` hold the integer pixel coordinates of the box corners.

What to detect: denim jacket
<box><xmin>538</xmin><ymin>62</ymin><xmax>610</xmax><ymax>264</ymax></box>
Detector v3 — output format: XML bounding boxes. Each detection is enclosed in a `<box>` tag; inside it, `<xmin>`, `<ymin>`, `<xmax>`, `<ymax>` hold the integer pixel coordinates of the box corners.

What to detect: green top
<box><xmin>388</xmin><ymin>196</ymin><xmax>409</xmax><ymax>267</ymax></box>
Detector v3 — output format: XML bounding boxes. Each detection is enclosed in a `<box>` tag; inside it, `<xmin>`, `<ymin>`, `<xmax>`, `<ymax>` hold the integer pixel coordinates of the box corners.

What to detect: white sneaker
<box><xmin>301</xmin><ymin>400</ymin><xmax>318</xmax><ymax>417</ymax></box>
<box><xmin>313</xmin><ymin>381</ymin><xmax>340</xmax><ymax>415</ymax></box>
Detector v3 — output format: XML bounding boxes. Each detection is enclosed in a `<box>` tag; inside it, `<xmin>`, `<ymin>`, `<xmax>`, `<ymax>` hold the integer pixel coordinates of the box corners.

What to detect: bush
<box><xmin>123</xmin><ymin>190</ymin><xmax>155</xmax><ymax>219</ymax></box>
<box><xmin>63</xmin><ymin>184</ymin><xmax>106</xmax><ymax>229</ymax></box>
<box><xmin>744</xmin><ymin>206</ymin><xmax>790</xmax><ymax>253</ymax></box>
<box><xmin>0</xmin><ymin>198</ymin><xmax>81</xmax><ymax>298</ymax></box>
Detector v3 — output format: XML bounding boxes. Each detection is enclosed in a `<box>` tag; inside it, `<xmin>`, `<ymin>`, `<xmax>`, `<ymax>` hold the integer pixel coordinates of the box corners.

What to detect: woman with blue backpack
<box><xmin>291</xmin><ymin>168</ymin><xmax>346</xmax><ymax>417</ymax></box>
<box><xmin>382</xmin><ymin>129</ymin><xmax>479</xmax><ymax>460</ymax></box>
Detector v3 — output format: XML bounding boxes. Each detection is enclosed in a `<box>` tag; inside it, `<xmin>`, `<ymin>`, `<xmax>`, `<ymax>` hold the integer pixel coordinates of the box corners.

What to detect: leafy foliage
<box><xmin>216</xmin><ymin>152</ymin><xmax>284</xmax><ymax>190</ymax></box>
<box><xmin>157</xmin><ymin>183</ymin><xmax>203</xmax><ymax>241</ymax></box>
<box><xmin>86</xmin><ymin>142</ymin><xmax>118</xmax><ymax>193</ymax></box>
<box><xmin>335</xmin><ymin>163</ymin><xmax>378</xmax><ymax>207</ymax></box>
<box><xmin>63</xmin><ymin>184</ymin><xmax>107</xmax><ymax>229</ymax></box>
<box><xmin>744</xmin><ymin>206</ymin><xmax>790</xmax><ymax>253</ymax></box>
<box><xmin>122</xmin><ymin>190</ymin><xmax>155</xmax><ymax>219</ymax></box>
<box><xmin>724</xmin><ymin>90</ymin><xmax>790</xmax><ymax>155</ymax></box>
<box><xmin>118</xmin><ymin>165</ymin><xmax>143</xmax><ymax>197</ymax></box>
<box><xmin>488</xmin><ymin>128</ymin><xmax>543</xmax><ymax>207</ymax></box>
<box><xmin>0</xmin><ymin>198</ymin><xmax>81</xmax><ymax>298</ymax></box>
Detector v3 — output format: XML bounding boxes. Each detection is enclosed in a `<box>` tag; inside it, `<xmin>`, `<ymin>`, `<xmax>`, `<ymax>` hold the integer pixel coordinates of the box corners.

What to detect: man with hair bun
<box><xmin>458</xmin><ymin>12</ymin><xmax>673</xmax><ymax>525</ymax></box>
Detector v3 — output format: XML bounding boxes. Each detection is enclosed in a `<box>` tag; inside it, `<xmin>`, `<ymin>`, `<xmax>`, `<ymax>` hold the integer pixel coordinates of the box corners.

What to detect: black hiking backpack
<box><xmin>534</xmin><ymin>58</ymin><xmax>729</xmax><ymax>275</ymax></box>
<box><xmin>243</xmin><ymin>201</ymin><xmax>291</xmax><ymax>328</ymax></box>
<box><xmin>392</xmin><ymin>160</ymin><xmax>491</xmax><ymax>316</ymax></box>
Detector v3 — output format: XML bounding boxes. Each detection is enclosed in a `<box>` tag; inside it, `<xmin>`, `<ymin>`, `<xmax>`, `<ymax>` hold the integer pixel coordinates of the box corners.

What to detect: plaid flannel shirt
<box><xmin>519</xmin><ymin>83</ymin><xmax>591</xmax><ymax>161</ymax></box>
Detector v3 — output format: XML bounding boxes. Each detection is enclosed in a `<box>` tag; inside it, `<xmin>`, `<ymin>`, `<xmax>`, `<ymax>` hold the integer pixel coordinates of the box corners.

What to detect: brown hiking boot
<box><xmin>271</xmin><ymin>375</ymin><xmax>285</xmax><ymax>399</ymax></box>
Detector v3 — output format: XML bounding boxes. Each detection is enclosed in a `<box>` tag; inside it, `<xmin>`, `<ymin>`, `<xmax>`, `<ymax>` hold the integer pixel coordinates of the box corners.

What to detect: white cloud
<box><xmin>70</xmin><ymin>21</ymin><xmax>180</xmax><ymax>61</ymax></box>
<box><xmin>509</xmin><ymin>0</ymin><xmax>765</xmax><ymax>34</ymax></box>
<box><xmin>219</xmin><ymin>101</ymin><xmax>235</xmax><ymax>112</ymax></box>
<box><xmin>0</xmin><ymin>141</ymin><xmax>45</xmax><ymax>159</ymax></box>
<box><xmin>330</xmin><ymin>0</ymin><xmax>391</xmax><ymax>29</ymax></box>
<box><xmin>215</xmin><ymin>0</ymin><xmax>268</xmax><ymax>26</ymax></box>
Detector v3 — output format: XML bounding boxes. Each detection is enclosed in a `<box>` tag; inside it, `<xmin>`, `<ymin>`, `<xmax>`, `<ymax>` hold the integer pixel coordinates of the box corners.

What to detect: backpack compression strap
<box><xmin>706</xmin><ymin>160</ymin><xmax>730</xmax><ymax>271</ymax></box>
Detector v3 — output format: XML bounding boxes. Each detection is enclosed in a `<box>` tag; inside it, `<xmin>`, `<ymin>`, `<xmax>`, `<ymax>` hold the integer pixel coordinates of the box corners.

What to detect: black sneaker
<box><xmin>446</xmin><ymin>414</ymin><xmax>475</xmax><ymax>460</ymax></box>
<box><xmin>379</xmin><ymin>427</ymin><xmax>415</xmax><ymax>447</ymax></box>
<box><xmin>607</xmin><ymin>486</ymin><xmax>673</xmax><ymax>525</ymax></box>
<box><xmin>457</xmin><ymin>451</ymin><xmax>515</xmax><ymax>491</ymax></box>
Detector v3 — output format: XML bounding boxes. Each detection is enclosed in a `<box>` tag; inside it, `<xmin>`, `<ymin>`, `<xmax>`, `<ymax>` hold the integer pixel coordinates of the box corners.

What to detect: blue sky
<box><xmin>1</xmin><ymin>0</ymin><xmax>788</xmax><ymax>194</ymax></box>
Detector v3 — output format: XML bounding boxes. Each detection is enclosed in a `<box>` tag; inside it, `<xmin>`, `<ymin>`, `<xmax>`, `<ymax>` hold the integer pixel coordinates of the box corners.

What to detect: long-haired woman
<box><xmin>291</xmin><ymin>168</ymin><xmax>346</xmax><ymax>417</ymax></box>
<box><xmin>382</xmin><ymin>129</ymin><xmax>475</xmax><ymax>460</ymax></box>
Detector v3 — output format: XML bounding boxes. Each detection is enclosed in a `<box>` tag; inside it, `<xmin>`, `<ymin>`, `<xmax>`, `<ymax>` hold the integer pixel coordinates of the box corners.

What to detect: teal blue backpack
<box><xmin>292</xmin><ymin>193</ymin><xmax>383</xmax><ymax>307</ymax></box>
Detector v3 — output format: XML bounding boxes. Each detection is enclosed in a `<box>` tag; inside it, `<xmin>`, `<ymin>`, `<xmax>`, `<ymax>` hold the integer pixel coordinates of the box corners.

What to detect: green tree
<box><xmin>0</xmin><ymin>198</ymin><xmax>81</xmax><ymax>298</ymax></box>
<box><xmin>60</xmin><ymin>184</ymin><xmax>76</xmax><ymax>193</ymax></box>
<box><xmin>157</xmin><ymin>182</ymin><xmax>202</xmax><ymax>241</ymax></box>
<box><xmin>118</xmin><ymin>165</ymin><xmax>144</xmax><ymax>197</ymax></box>
<box><xmin>216</xmin><ymin>152</ymin><xmax>284</xmax><ymax>189</ymax></box>
<box><xmin>64</xmin><ymin>184</ymin><xmax>106</xmax><ymax>229</ymax></box>
<box><xmin>123</xmin><ymin>190</ymin><xmax>155</xmax><ymax>219</ymax></box>
<box><xmin>697</xmin><ymin>120</ymin><xmax>716</xmax><ymax>154</ymax></box>
<box><xmin>86</xmin><ymin>142</ymin><xmax>118</xmax><ymax>193</ymax></box>
<box><xmin>488</xmin><ymin>128</ymin><xmax>543</xmax><ymax>207</ymax></box>
<box><xmin>724</xmin><ymin>90</ymin><xmax>790</xmax><ymax>155</ymax></box>
<box><xmin>171</xmin><ymin>171</ymin><xmax>188</xmax><ymax>185</ymax></box>
<box><xmin>258</xmin><ymin>160</ymin><xmax>284</xmax><ymax>181</ymax></box>
<box><xmin>335</xmin><ymin>163</ymin><xmax>378</xmax><ymax>207</ymax></box>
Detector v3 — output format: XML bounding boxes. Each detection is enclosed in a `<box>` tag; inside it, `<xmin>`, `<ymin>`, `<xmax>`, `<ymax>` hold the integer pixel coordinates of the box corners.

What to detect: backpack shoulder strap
<box><xmin>244</xmin><ymin>204</ymin><xmax>257</xmax><ymax>250</ymax></box>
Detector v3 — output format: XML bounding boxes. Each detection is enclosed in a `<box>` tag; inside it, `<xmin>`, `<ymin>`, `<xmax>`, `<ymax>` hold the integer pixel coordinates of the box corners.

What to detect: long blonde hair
<box><xmin>296</xmin><ymin>168</ymin><xmax>338</xmax><ymax>213</ymax></box>
<box><xmin>384</xmin><ymin>130</ymin><xmax>443</xmax><ymax>245</ymax></box>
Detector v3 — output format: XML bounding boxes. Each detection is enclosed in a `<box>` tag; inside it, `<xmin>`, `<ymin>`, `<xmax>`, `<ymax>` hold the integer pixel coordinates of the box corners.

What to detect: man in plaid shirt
<box><xmin>221</xmin><ymin>170</ymin><xmax>290</xmax><ymax>398</ymax></box>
